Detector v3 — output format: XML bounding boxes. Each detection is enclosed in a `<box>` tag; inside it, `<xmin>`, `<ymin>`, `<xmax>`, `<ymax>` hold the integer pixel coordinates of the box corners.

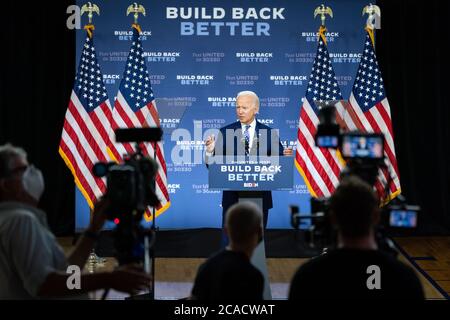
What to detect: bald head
<box><xmin>225</xmin><ymin>202</ymin><xmax>262</xmax><ymax>245</ymax></box>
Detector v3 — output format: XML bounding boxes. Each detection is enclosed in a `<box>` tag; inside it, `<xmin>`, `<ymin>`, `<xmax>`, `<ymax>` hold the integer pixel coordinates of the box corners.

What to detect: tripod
<box><xmin>126</xmin><ymin>140</ymin><xmax>159</xmax><ymax>300</ymax></box>
<box><xmin>130</xmin><ymin>206</ymin><xmax>157</xmax><ymax>300</ymax></box>
<box><xmin>100</xmin><ymin>140</ymin><xmax>160</xmax><ymax>300</ymax></box>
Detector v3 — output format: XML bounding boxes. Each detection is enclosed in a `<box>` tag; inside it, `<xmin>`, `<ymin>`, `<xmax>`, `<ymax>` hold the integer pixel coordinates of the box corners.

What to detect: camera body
<box><xmin>290</xmin><ymin>198</ymin><xmax>334</xmax><ymax>249</ymax></box>
<box><xmin>92</xmin><ymin>128</ymin><xmax>163</xmax><ymax>265</ymax></box>
<box><xmin>94</xmin><ymin>154</ymin><xmax>159</xmax><ymax>219</ymax></box>
<box><xmin>383</xmin><ymin>201</ymin><xmax>420</xmax><ymax>230</ymax></box>
<box><xmin>315</xmin><ymin>105</ymin><xmax>386</xmax><ymax>187</ymax></box>
<box><xmin>290</xmin><ymin>102</ymin><xmax>418</xmax><ymax>253</ymax></box>
<box><xmin>388</xmin><ymin>208</ymin><xmax>418</xmax><ymax>228</ymax></box>
<box><xmin>93</xmin><ymin>128</ymin><xmax>163</xmax><ymax>220</ymax></box>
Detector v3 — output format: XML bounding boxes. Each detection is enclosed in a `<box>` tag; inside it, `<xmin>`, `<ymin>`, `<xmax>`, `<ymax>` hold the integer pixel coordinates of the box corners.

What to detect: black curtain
<box><xmin>0</xmin><ymin>1</ymin><xmax>449</xmax><ymax>235</ymax></box>
<box><xmin>377</xmin><ymin>0</ymin><xmax>450</xmax><ymax>229</ymax></box>
<box><xmin>0</xmin><ymin>2</ymin><xmax>75</xmax><ymax>235</ymax></box>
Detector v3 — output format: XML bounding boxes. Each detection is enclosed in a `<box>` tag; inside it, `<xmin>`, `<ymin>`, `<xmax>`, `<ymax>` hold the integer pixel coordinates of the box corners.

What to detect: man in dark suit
<box><xmin>205</xmin><ymin>91</ymin><xmax>292</xmax><ymax>231</ymax></box>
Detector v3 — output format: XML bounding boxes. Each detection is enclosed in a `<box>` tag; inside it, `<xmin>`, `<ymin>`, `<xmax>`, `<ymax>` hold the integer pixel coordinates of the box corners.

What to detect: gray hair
<box><xmin>225</xmin><ymin>202</ymin><xmax>262</xmax><ymax>244</ymax></box>
<box><xmin>0</xmin><ymin>143</ymin><xmax>27</xmax><ymax>179</ymax></box>
<box><xmin>236</xmin><ymin>90</ymin><xmax>260</xmax><ymax>108</ymax></box>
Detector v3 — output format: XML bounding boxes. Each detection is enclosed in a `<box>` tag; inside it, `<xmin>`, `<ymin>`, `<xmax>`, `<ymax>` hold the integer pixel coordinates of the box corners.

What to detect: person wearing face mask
<box><xmin>0</xmin><ymin>143</ymin><xmax>151</xmax><ymax>299</ymax></box>
<box><xmin>190</xmin><ymin>202</ymin><xmax>264</xmax><ymax>301</ymax></box>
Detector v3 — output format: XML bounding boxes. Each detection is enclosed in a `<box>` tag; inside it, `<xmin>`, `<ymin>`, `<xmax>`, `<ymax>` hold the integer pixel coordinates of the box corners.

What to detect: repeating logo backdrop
<box><xmin>75</xmin><ymin>0</ymin><xmax>368</xmax><ymax>231</ymax></box>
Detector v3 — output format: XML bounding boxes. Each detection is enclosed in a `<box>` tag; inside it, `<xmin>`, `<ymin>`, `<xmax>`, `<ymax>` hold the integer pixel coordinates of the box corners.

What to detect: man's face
<box><xmin>236</xmin><ymin>95</ymin><xmax>258</xmax><ymax>125</ymax></box>
<box><xmin>359</xmin><ymin>137</ymin><xmax>367</xmax><ymax>148</ymax></box>
<box><xmin>0</xmin><ymin>156</ymin><xmax>32</xmax><ymax>204</ymax></box>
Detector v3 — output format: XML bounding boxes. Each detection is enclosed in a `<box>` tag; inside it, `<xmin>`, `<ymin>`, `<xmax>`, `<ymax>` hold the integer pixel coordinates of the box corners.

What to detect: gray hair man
<box><xmin>0</xmin><ymin>143</ymin><xmax>150</xmax><ymax>299</ymax></box>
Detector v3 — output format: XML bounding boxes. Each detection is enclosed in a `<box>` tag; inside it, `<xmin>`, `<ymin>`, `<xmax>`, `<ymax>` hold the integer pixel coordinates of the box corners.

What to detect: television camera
<box><xmin>290</xmin><ymin>102</ymin><xmax>419</xmax><ymax>254</ymax></box>
<box><xmin>93</xmin><ymin>127</ymin><xmax>162</xmax><ymax>265</ymax></box>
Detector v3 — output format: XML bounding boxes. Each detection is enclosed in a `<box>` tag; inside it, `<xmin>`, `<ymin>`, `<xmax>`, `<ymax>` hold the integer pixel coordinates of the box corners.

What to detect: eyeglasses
<box><xmin>10</xmin><ymin>165</ymin><xmax>28</xmax><ymax>175</ymax></box>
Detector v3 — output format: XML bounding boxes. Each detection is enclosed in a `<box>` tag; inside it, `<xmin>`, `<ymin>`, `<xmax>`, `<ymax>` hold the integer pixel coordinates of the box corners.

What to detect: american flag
<box><xmin>59</xmin><ymin>29</ymin><xmax>115</xmax><ymax>208</ymax></box>
<box><xmin>295</xmin><ymin>28</ymin><xmax>345</xmax><ymax>198</ymax></box>
<box><xmin>112</xmin><ymin>25</ymin><xmax>170</xmax><ymax>219</ymax></box>
<box><xmin>345</xmin><ymin>30</ymin><xmax>401</xmax><ymax>202</ymax></box>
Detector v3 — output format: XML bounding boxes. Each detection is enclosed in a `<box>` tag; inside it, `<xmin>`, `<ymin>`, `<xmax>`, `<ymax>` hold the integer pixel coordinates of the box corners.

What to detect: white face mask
<box><xmin>22</xmin><ymin>165</ymin><xmax>45</xmax><ymax>201</ymax></box>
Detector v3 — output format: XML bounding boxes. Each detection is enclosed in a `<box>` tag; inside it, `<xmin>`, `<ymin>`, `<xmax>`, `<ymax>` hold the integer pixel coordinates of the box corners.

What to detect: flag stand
<box><xmin>148</xmin><ymin>141</ymin><xmax>158</xmax><ymax>300</ymax></box>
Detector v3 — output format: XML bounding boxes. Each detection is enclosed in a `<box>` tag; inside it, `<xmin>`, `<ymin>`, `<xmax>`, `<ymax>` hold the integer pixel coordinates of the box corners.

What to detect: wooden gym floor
<box><xmin>58</xmin><ymin>236</ymin><xmax>450</xmax><ymax>300</ymax></box>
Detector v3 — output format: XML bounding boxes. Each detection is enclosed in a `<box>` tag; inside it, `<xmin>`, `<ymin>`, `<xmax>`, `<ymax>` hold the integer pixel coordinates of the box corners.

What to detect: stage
<box><xmin>58</xmin><ymin>236</ymin><xmax>450</xmax><ymax>300</ymax></box>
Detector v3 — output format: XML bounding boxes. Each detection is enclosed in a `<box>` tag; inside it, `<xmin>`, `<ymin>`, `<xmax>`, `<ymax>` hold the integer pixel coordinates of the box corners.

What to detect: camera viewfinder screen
<box><xmin>316</xmin><ymin>136</ymin><xmax>339</xmax><ymax>148</ymax></box>
<box><xmin>341</xmin><ymin>135</ymin><xmax>384</xmax><ymax>159</ymax></box>
<box><xmin>389</xmin><ymin>210</ymin><xmax>418</xmax><ymax>228</ymax></box>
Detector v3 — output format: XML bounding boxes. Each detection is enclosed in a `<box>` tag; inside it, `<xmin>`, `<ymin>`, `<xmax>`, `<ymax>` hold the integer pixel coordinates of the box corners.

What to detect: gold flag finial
<box><xmin>362</xmin><ymin>3</ymin><xmax>381</xmax><ymax>30</ymax></box>
<box><xmin>127</xmin><ymin>2</ymin><xmax>146</xmax><ymax>24</ymax></box>
<box><xmin>80</xmin><ymin>2</ymin><xmax>100</xmax><ymax>25</ymax></box>
<box><xmin>314</xmin><ymin>4</ymin><xmax>333</xmax><ymax>27</ymax></box>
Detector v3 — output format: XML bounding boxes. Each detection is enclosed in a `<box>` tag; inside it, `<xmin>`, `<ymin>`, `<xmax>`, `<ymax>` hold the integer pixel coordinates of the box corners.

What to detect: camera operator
<box><xmin>0</xmin><ymin>143</ymin><xmax>150</xmax><ymax>299</ymax></box>
<box><xmin>289</xmin><ymin>175</ymin><xmax>424</xmax><ymax>299</ymax></box>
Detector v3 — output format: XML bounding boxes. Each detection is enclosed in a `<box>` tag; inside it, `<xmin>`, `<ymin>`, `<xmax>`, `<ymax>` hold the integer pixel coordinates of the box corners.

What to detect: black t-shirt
<box><xmin>191</xmin><ymin>250</ymin><xmax>264</xmax><ymax>301</ymax></box>
<box><xmin>289</xmin><ymin>248</ymin><xmax>424</xmax><ymax>299</ymax></box>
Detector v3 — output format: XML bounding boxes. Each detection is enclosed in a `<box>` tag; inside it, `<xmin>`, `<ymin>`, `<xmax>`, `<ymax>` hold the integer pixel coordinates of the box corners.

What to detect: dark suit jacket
<box><xmin>209</xmin><ymin>120</ymin><xmax>284</xmax><ymax>211</ymax></box>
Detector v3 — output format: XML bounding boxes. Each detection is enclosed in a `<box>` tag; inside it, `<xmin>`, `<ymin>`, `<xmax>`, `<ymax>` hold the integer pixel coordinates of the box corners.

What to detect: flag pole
<box><xmin>80</xmin><ymin>2</ymin><xmax>105</xmax><ymax>276</ymax></box>
<box><xmin>125</xmin><ymin>4</ymin><xmax>156</xmax><ymax>300</ymax></box>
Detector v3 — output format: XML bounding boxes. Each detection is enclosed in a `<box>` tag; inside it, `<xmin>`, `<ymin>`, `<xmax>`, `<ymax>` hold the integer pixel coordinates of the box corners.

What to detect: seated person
<box><xmin>190</xmin><ymin>202</ymin><xmax>264</xmax><ymax>301</ymax></box>
<box><xmin>289</xmin><ymin>176</ymin><xmax>424</xmax><ymax>299</ymax></box>
<box><xmin>0</xmin><ymin>143</ymin><xmax>150</xmax><ymax>299</ymax></box>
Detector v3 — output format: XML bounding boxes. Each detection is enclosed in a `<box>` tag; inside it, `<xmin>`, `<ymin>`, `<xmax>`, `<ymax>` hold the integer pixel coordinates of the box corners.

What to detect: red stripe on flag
<box><xmin>297</xmin><ymin>132</ymin><xmax>335</xmax><ymax>195</ymax></box>
<box><xmin>62</xmin><ymin>120</ymin><xmax>107</xmax><ymax>193</ymax></box>
<box><xmin>113</xmin><ymin>102</ymin><xmax>137</xmax><ymax>155</ymax></box>
<box><xmin>155</xmin><ymin>174</ymin><xmax>170</xmax><ymax>201</ymax></box>
<box><xmin>374</xmin><ymin>179</ymin><xmax>385</xmax><ymax>199</ymax></box>
<box><xmin>299</xmin><ymin>108</ymin><xmax>317</xmax><ymax>137</ymax></box>
<box><xmin>135</xmin><ymin>108</ymin><xmax>147</xmax><ymax>127</ymax></box>
<box><xmin>300</xmin><ymin>110</ymin><xmax>341</xmax><ymax>179</ymax></box>
<box><xmin>147</xmin><ymin>102</ymin><xmax>161</xmax><ymax>126</ymax></box>
<box><xmin>365</xmin><ymin>110</ymin><xmax>400</xmax><ymax>180</ymax></box>
<box><xmin>69</xmin><ymin>101</ymin><xmax>108</xmax><ymax>162</ymax></box>
<box><xmin>347</xmin><ymin>99</ymin><xmax>366</xmax><ymax>131</ymax></box>
<box><xmin>140</xmin><ymin>144</ymin><xmax>170</xmax><ymax>201</ymax></box>
<box><xmin>295</xmin><ymin>151</ymin><xmax>324</xmax><ymax>198</ymax></box>
<box><xmin>335</xmin><ymin>112</ymin><xmax>347</xmax><ymax>132</ymax></box>
<box><xmin>376</xmin><ymin>102</ymin><xmax>394</xmax><ymax>139</ymax></box>
<box><xmin>379</xmin><ymin>160</ymin><xmax>398</xmax><ymax>194</ymax></box>
<box><xmin>59</xmin><ymin>140</ymin><xmax>97</xmax><ymax>203</ymax></box>
<box><xmin>155</xmin><ymin>144</ymin><xmax>168</xmax><ymax>174</ymax></box>
<box><xmin>364</xmin><ymin>109</ymin><xmax>382</xmax><ymax>133</ymax></box>
<box><xmin>114</xmin><ymin>101</ymin><xmax>136</xmax><ymax>128</ymax></box>
<box><xmin>99</xmin><ymin>103</ymin><xmax>122</xmax><ymax>161</ymax></box>
<box><xmin>90</xmin><ymin>103</ymin><xmax>115</xmax><ymax>152</ymax></box>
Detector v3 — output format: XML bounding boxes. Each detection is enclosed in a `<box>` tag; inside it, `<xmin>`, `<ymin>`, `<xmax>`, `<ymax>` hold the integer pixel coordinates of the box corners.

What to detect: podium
<box><xmin>208</xmin><ymin>156</ymin><xmax>293</xmax><ymax>300</ymax></box>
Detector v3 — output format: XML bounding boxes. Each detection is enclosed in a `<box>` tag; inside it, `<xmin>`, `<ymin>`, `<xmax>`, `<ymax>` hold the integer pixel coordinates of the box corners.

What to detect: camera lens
<box><xmin>92</xmin><ymin>162</ymin><xmax>109</xmax><ymax>177</ymax></box>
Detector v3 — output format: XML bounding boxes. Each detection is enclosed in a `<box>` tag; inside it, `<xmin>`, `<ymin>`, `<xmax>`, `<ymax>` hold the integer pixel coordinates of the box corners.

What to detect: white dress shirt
<box><xmin>241</xmin><ymin>118</ymin><xmax>257</xmax><ymax>153</ymax></box>
<box><xmin>205</xmin><ymin>119</ymin><xmax>258</xmax><ymax>157</ymax></box>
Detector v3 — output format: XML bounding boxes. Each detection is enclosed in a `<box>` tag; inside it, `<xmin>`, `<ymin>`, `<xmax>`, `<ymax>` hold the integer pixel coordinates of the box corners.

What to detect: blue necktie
<box><xmin>244</xmin><ymin>125</ymin><xmax>250</xmax><ymax>155</ymax></box>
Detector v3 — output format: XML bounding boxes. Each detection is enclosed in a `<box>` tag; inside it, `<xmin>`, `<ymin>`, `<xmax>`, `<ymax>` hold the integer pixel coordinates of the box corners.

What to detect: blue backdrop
<box><xmin>75</xmin><ymin>0</ymin><xmax>368</xmax><ymax>231</ymax></box>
